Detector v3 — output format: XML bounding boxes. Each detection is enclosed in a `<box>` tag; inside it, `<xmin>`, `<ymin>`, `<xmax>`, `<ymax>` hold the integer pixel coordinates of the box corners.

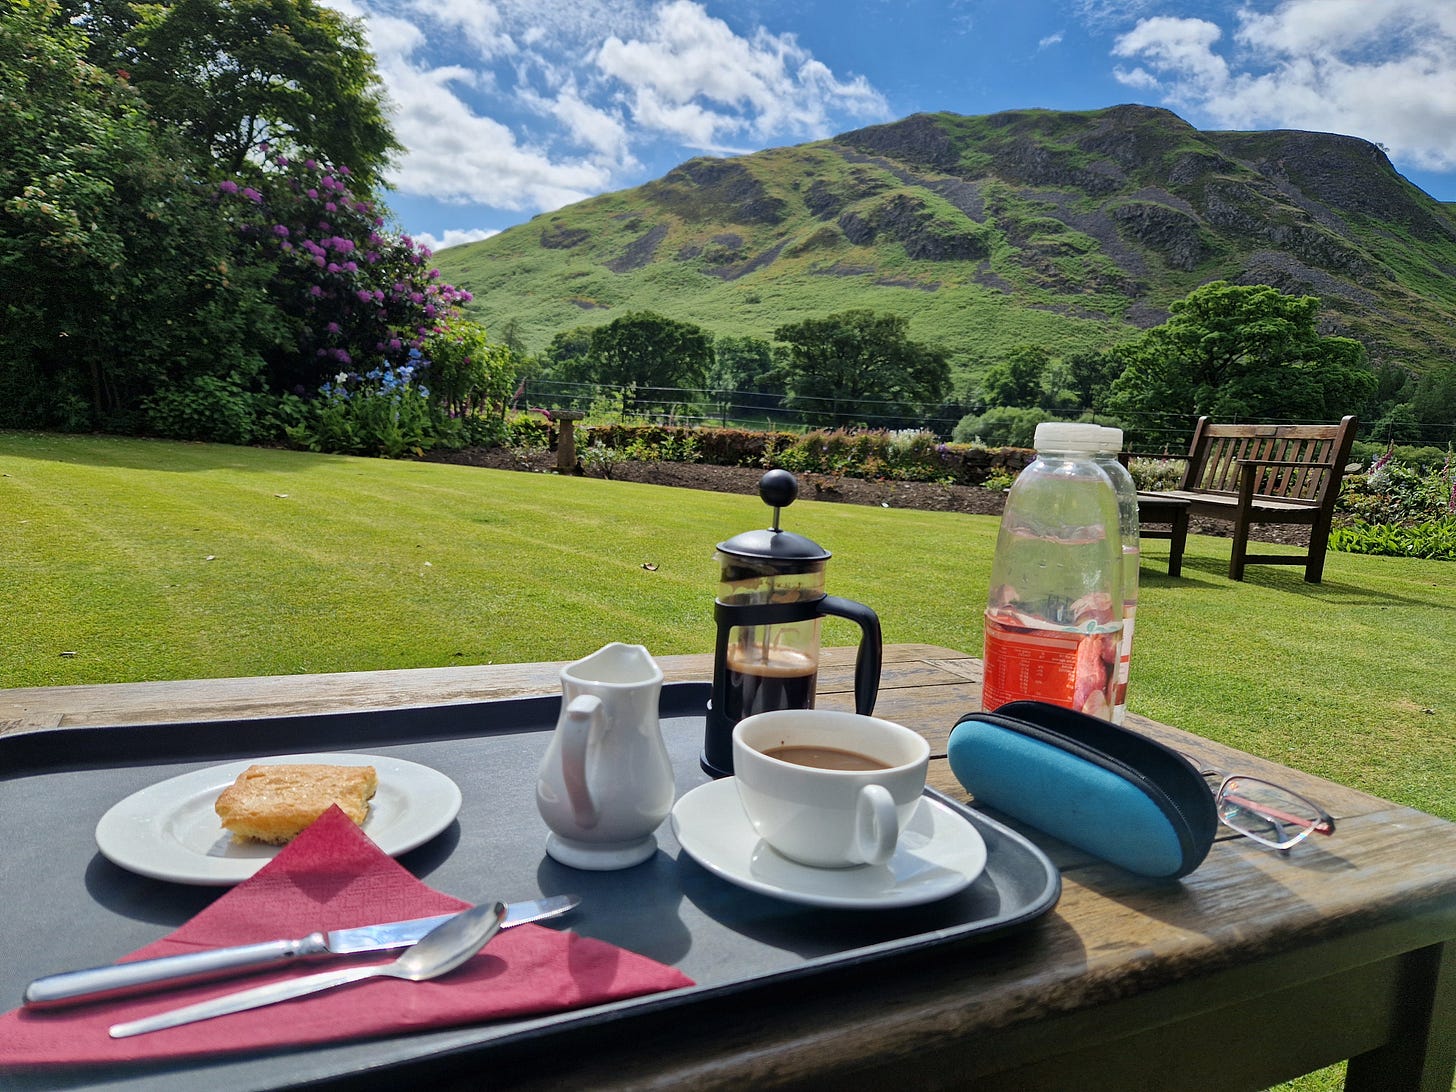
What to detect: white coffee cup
<box><xmin>731</xmin><ymin>709</ymin><xmax>930</xmax><ymax>868</ymax></box>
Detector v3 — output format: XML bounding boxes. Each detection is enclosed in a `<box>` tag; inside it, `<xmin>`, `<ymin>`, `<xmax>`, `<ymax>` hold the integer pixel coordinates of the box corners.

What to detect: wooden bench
<box><xmin>1137</xmin><ymin>415</ymin><xmax>1358</xmax><ymax>583</ymax></box>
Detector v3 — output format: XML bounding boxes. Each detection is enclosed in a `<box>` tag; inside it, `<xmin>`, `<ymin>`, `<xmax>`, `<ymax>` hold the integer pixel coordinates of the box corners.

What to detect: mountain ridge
<box><xmin>436</xmin><ymin>105</ymin><xmax>1456</xmax><ymax>377</ymax></box>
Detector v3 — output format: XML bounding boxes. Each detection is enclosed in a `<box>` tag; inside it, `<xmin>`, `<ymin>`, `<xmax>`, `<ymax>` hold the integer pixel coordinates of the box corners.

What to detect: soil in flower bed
<box><xmin>426</xmin><ymin>447</ymin><xmax>1310</xmax><ymax>547</ymax></box>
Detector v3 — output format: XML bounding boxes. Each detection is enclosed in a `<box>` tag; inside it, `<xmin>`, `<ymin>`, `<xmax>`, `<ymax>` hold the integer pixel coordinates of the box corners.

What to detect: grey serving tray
<box><xmin>0</xmin><ymin>682</ymin><xmax>1060</xmax><ymax>1091</ymax></box>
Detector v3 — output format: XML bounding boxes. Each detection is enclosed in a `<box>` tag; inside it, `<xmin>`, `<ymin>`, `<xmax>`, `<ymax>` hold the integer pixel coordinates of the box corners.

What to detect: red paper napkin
<box><xmin>0</xmin><ymin>807</ymin><xmax>693</xmax><ymax>1069</ymax></box>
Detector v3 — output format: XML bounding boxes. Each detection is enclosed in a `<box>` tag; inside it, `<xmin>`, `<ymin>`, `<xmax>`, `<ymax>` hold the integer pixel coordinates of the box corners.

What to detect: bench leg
<box><xmin>1167</xmin><ymin>509</ymin><xmax>1188</xmax><ymax>578</ymax></box>
<box><xmin>1229</xmin><ymin>512</ymin><xmax>1251</xmax><ymax>581</ymax></box>
<box><xmin>1304</xmin><ymin>513</ymin><xmax>1334</xmax><ymax>583</ymax></box>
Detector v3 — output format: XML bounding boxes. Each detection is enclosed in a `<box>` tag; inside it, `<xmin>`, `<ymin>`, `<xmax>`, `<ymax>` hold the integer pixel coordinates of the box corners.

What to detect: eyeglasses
<box><xmin>1201</xmin><ymin>769</ymin><xmax>1335</xmax><ymax>851</ymax></box>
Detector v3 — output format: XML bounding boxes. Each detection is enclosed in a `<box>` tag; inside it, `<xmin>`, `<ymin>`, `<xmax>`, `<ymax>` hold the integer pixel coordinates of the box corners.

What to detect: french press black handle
<box><xmin>818</xmin><ymin>595</ymin><xmax>882</xmax><ymax>716</ymax></box>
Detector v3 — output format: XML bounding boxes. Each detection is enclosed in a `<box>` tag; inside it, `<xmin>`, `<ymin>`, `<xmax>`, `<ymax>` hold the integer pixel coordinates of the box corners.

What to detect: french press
<box><xmin>702</xmin><ymin>470</ymin><xmax>883</xmax><ymax>778</ymax></box>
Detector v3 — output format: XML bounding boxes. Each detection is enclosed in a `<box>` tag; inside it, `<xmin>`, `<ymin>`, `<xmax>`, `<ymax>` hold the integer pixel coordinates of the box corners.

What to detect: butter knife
<box><xmin>23</xmin><ymin>894</ymin><xmax>579</xmax><ymax>1007</ymax></box>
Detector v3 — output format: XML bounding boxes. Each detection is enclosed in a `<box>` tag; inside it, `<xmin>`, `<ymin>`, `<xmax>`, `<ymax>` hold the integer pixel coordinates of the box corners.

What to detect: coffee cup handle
<box><xmin>818</xmin><ymin>596</ymin><xmax>882</xmax><ymax>716</ymax></box>
<box><xmin>854</xmin><ymin>784</ymin><xmax>899</xmax><ymax>866</ymax></box>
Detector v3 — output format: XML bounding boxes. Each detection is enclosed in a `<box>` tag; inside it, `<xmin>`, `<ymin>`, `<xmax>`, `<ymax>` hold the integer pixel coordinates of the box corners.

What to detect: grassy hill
<box><xmin>435</xmin><ymin>105</ymin><xmax>1456</xmax><ymax>381</ymax></box>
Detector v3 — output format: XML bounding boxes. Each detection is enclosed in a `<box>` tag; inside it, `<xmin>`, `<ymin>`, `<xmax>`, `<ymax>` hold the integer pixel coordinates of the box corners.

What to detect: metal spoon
<box><xmin>110</xmin><ymin>900</ymin><xmax>506</xmax><ymax>1038</ymax></box>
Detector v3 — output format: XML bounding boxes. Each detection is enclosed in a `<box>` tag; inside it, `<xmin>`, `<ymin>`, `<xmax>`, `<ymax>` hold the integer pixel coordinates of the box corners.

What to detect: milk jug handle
<box><xmin>560</xmin><ymin>694</ymin><xmax>603</xmax><ymax>829</ymax></box>
<box><xmin>819</xmin><ymin>596</ymin><xmax>882</xmax><ymax>716</ymax></box>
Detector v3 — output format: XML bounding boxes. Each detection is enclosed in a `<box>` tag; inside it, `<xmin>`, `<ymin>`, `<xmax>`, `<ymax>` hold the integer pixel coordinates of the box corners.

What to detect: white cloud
<box><xmin>415</xmin><ymin>227</ymin><xmax>500</xmax><ymax>251</ymax></box>
<box><xmin>335</xmin><ymin>0</ymin><xmax>891</xmax><ymax>235</ymax></box>
<box><xmin>1112</xmin><ymin>17</ymin><xmax>1229</xmax><ymax>92</ymax></box>
<box><xmin>1110</xmin><ymin>1</ymin><xmax>1456</xmax><ymax>172</ymax></box>
<box><xmin>1038</xmin><ymin>32</ymin><xmax>1064</xmax><ymax>51</ymax></box>
<box><xmin>403</xmin><ymin>0</ymin><xmax>514</xmax><ymax>59</ymax></box>
<box><xmin>595</xmin><ymin>1</ymin><xmax>888</xmax><ymax>151</ymax></box>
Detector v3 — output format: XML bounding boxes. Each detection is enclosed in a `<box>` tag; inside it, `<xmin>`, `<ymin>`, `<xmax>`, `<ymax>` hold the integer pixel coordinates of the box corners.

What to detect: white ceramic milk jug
<box><xmin>535</xmin><ymin>643</ymin><xmax>675</xmax><ymax>870</ymax></box>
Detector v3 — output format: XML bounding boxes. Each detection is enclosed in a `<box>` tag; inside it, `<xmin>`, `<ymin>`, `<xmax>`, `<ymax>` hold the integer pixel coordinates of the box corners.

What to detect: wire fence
<box><xmin>513</xmin><ymin>379</ymin><xmax>1456</xmax><ymax>453</ymax></box>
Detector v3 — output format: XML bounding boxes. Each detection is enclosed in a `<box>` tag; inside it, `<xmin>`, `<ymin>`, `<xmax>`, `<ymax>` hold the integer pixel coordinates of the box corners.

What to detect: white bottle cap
<box><xmin>1033</xmin><ymin>422</ymin><xmax>1106</xmax><ymax>453</ymax></box>
<box><xmin>1092</xmin><ymin>426</ymin><xmax>1124</xmax><ymax>454</ymax></box>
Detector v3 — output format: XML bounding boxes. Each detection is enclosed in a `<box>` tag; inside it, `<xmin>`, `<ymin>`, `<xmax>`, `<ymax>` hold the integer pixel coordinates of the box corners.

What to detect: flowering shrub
<box><xmin>216</xmin><ymin>149</ymin><xmax>471</xmax><ymax>387</ymax></box>
<box><xmin>208</xmin><ymin>147</ymin><xmax>510</xmax><ymax>454</ymax></box>
<box><xmin>1331</xmin><ymin>446</ymin><xmax>1455</xmax><ymax>561</ymax></box>
<box><xmin>285</xmin><ymin>359</ymin><xmax>438</xmax><ymax>458</ymax></box>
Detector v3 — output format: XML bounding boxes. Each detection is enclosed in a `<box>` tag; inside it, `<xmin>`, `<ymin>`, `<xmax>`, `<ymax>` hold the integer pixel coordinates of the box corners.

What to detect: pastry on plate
<box><xmin>215</xmin><ymin>763</ymin><xmax>377</xmax><ymax>844</ymax></box>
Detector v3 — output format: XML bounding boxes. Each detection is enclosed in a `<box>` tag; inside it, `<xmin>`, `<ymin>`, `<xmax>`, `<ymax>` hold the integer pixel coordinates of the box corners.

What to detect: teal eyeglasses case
<box><xmin>947</xmin><ymin>701</ymin><xmax>1218</xmax><ymax>879</ymax></box>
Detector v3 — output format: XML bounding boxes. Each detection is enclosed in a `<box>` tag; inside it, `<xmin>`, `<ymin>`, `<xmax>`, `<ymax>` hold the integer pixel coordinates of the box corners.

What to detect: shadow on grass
<box><xmin>1139</xmin><ymin>546</ymin><xmax>1445</xmax><ymax>610</ymax></box>
<box><xmin>0</xmin><ymin>430</ymin><xmax>328</xmax><ymax>475</ymax></box>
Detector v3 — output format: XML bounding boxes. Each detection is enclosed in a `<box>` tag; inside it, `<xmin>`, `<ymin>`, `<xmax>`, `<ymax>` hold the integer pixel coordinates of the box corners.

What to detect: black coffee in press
<box><xmin>724</xmin><ymin>646</ymin><xmax>817</xmax><ymax>723</ymax></box>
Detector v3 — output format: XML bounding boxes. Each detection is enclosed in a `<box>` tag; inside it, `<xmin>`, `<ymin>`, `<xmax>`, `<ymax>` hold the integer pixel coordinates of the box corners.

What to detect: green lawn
<box><xmin>3</xmin><ymin>430</ymin><xmax>1453</xmax><ymax>822</ymax></box>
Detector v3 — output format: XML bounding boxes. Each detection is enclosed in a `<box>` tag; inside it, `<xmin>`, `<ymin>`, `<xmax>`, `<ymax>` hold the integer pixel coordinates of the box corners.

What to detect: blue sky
<box><xmin>324</xmin><ymin>1</ymin><xmax>1456</xmax><ymax>252</ymax></box>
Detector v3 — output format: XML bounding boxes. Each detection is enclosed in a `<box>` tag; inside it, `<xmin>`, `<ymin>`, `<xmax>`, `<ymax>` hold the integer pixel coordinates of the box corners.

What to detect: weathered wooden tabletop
<box><xmin>3</xmin><ymin>644</ymin><xmax>1453</xmax><ymax>1091</ymax></box>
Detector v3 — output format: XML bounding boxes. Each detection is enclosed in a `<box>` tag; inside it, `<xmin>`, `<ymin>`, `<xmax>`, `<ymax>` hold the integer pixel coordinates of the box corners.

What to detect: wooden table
<box><xmin>4</xmin><ymin>645</ymin><xmax>1454</xmax><ymax>1091</ymax></box>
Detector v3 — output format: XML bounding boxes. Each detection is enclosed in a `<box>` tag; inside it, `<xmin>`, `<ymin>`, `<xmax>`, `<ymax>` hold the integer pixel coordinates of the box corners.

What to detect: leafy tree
<box><xmin>1</xmin><ymin>2</ymin><xmax>275</xmax><ymax>430</ymax></box>
<box><xmin>771</xmin><ymin>310</ymin><xmax>951</xmax><ymax>428</ymax></box>
<box><xmin>1104</xmin><ymin>282</ymin><xmax>1376</xmax><ymax>444</ymax></box>
<box><xmin>1408</xmin><ymin>361</ymin><xmax>1456</xmax><ymax>445</ymax></box>
<box><xmin>541</xmin><ymin>327</ymin><xmax>596</xmax><ymax>383</ymax></box>
<box><xmin>979</xmin><ymin>345</ymin><xmax>1048</xmax><ymax>408</ymax></box>
<box><xmin>709</xmin><ymin>335</ymin><xmax>775</xmax><ymax>394</ymax></box>
<box><xmin>1066</xmin><ymin>349</ymin><xmax>1117</xmax><ymax>411</ymax></box>
<box><xmin>69</xmin><ymin>0</ymin><xmax>399</xmax><ymax>186</ymax></box>
<box><xmin>587</xmin><ymin>312</ymin><xmax>713</xmax><ymax>390</ymax></box>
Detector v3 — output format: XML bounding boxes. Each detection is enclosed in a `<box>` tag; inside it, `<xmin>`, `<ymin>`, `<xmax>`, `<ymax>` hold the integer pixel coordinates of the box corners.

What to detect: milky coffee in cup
<box><xmin>731</xmin><ymin>709</ymin><xmax>929</xmax><ymax>868</ymax></box>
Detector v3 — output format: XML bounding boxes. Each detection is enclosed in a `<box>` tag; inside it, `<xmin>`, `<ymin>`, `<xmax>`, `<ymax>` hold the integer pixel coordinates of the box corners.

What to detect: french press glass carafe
<box><xmin>702</xmin><ymin>470</ymin><xmax>883</xmax><ymax>777</ymax></box>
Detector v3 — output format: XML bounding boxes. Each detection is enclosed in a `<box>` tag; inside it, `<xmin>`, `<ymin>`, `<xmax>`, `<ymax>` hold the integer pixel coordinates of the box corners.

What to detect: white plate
<box><xmin>670</xmin><ymin>778</ymin><xmax>988</xmax><ymax>909</ymax></box>
<box><xmin>95</xmin><ymin>752</ymin><xmax>462</xmax><ymax>886</ymax></box>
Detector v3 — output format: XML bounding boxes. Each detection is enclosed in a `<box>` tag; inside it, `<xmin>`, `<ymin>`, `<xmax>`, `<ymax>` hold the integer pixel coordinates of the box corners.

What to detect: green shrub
<box><xmin>1330</xmin><ymin>517</ymin><xmax>1456</xmax><ymax>561</ymax></box>
<box><xmin>952</xmin><ymin>406</ymin><xmax>1048</xmax><ymax>448</ymax></box>
<box><xmin>143</xmin><ymin>374</ymin><xmax>262</xmax><ymax>445</ymax></box>
<box><xmin>506</xmin><ymin>413</ymin><xmax>552</xmax><ymax>450</ymax></box>
<box><xmin>1128</xmin><ymin>456</ymin><xmax>1185</xmax><ymax>492</ymax></box>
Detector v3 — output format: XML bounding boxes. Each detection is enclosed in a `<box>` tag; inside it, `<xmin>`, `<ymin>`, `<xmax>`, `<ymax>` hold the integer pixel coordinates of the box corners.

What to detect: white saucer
<box><xmin>670</xmin><ymin>778</ymin><xmax>987</xmax><ymax>909</ymax></box>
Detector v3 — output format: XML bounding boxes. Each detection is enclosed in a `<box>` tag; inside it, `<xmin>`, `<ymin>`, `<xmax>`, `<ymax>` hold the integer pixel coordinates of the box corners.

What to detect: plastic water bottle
<box><xmin>980</xmin><ymin>422</ymin><xmax>1124</xmax><ymax>720</ymax></box>
<box><xmin>1091</xmin><ymin>427</ymin><xmax>1140</xmax><ymax>724</ymax></box>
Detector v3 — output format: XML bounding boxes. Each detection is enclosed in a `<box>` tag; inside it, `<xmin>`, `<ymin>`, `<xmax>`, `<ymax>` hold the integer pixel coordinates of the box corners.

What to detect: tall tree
<box><xmin>1</xmin><ymin>1</ymin><xmax>275</xmax><ymax>430</ymax></box>
<box><xmin>771</xmin><ymin>310</ymin><xmax>950</xmax><ymax>428</ymax></box>
<box><xmin>83</xmin><ymin>0</ymin><xmax>399</xmax><ymax>184</ymax></box>
<box><xmin>1104</xmin><ymin>282</ymin><xmax>1375</xmax><ymax>443</ymax></box>
<box><xmin>587</xmin><ymin>312</ymin><xmax>713</xmax><ymax>390</ymax></box>
<box><xmin>979</xmin><ymin>344</ymin><xmax>1049</xmax><ymax>409</ymax></box>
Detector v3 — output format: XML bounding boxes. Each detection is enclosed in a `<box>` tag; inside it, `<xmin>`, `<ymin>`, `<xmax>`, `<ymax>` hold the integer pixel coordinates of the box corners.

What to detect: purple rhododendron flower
<box><xmin>327</xmin><ymin>322</ymin><xmax>342</xmax><ymax>334</ymax></box>
<box><xmin>218</xmin><ymin>179</ymin><xmax>239</xmax><ymax>194</ymax></box>
<box><xmin>307</xmin><ymin>189</ymin><xmax>319</xmax><ymax>199</ymax></box>
<box><xmin>242</xmin><ymin>187</ymin><xmax>262</xmax><ymax>203</ymax></box>
<box><xmin>309</xmin><ymin>286</ymin><xmax>324</xmax><ymax>297</ymax></box>
<box><xmin>272</xmin><ymin>224</ymin><xmax>289</xmax><ymax>236</ymax></box>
